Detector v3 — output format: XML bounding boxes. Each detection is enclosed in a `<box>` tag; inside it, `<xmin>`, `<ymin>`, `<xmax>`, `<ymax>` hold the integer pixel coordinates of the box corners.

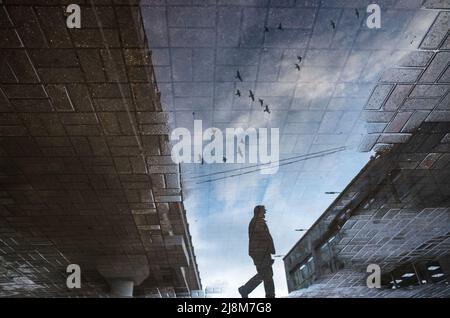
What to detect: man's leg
<box><xmin>239</xmin><ymin>272</ymin><xmax>262</xmax><ymax>297</ymax></box>
<box><xmin>257</xmin><ymin>262</ymin><xmax>275</xmax><ymax>298</ymax></box>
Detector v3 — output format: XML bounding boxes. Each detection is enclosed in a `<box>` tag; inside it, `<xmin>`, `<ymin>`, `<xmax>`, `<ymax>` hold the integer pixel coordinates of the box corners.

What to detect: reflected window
<box><xmin>292</xmin><ymin>256</ymin><xmax>315</xmax><ymax>290</ymax></box>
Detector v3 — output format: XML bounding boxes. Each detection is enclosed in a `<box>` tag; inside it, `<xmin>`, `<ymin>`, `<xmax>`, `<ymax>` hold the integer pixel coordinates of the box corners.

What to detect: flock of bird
<box><xmin>192</xmin><ymin>8</ymin><xmax>363</xmax><ymax>165</ymax></box>
<box><xmin>234</xmin><ymin>54</ymin><xmax>302</xmax><ymax>115</ymax></box>
<box><xmin>235</xmin><ymin>73</ymin><xmax>271</xmax><ymax>113</ymax></box>
<box><xmin>231</xmin><ymin>8</ymin><xmax>363</xmax><ymax>114</ymax></box>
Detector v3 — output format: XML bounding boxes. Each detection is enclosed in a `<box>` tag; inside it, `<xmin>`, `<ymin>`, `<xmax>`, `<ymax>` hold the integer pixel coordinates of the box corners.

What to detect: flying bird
<box><xmin>278</xmin><ymin>23</ymin><xmax>283</xmax><ymax>30</ymax></box>
<box><xmin>331</xmin><ymin>20</ymin><xmax>336</xmax><ymax>29</ymax></box>
<box><xmin>249</xmin><ymin>90</ymin><xmax>255</xmax><ymax>102</ymax></box>
<box><xmin>264</xmin><ymin>105</ymin><xmax>271</xmax><ymax>114</ymax></box>
<box><xmin>355</xmin><ymin>8</ymin><xmax>360</xmax><ymax>19</ymax></box>
<box><xmin>235</xmin><ymin>70</ymin><xmax>243</xmax><ymax>82</ymax></box>
<box><xmin>235</xmin><ymin>89</ymin><xmax>241</xmax><ymax>97</ymax></box>
<box><xmin>295</xmin><ymin>63</ymin><xmax>301</xmax><ymax>71</ymax></box>
<box><xmin>264</xmin><ymin>26</ymin><xmax>269</xmax><ymax>32</ymax></box>
<box><xmin>258</xmin><ymin>98</ymin><xmax>264</xmax><ymax>107</ymax></box>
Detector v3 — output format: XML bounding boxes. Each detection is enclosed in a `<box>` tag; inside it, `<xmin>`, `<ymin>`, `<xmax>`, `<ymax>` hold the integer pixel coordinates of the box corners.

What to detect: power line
<box><xmin>183</xmin><ymin>146</ymin><xmax>347</xmax><ymax>181</ymax></box>
<box><xmin>195</xmin><ymin>147</ymin><xmax>348</xmax><ymax>184</ymax></box>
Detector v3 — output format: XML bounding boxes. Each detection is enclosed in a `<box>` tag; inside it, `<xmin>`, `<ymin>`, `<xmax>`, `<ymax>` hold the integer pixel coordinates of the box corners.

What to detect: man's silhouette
<box><xmin>238</xmin><ymin>205</ymin><xmax>275</xmax><ymax>298</ymax></box>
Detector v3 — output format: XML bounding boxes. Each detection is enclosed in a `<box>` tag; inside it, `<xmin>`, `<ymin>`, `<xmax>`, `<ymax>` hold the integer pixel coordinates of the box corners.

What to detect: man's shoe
<box><xmin>238</xmin><ymin>286</ymin><xmax>248</xmax><ymax>298</ymax></box>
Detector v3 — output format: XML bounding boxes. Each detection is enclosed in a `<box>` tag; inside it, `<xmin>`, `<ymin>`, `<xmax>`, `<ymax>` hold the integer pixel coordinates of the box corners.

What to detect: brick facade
<box><xmin>0</xmin><ymin>1</ymin><xmax>200</xmax><ymax>297</ymax></box>
<box><xmin>285</xmin><ymin>121</ymin><xmax>450</xmax><ymax>297</ymax></box>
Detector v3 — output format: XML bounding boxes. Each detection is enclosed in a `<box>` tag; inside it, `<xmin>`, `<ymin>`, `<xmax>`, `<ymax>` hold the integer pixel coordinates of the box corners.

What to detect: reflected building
<box><xmin>284</xmin><ymin>1</ymin><xmax>450</xmax><ymax>297</ymax></box>
<box><xmin>285</xmin><ymin>121</ymin><xmax>450</xmax><ymax>297</ymax></box>
<box><xmin>0</xmin><ymin>2</ymin><xmax>200</xmax><ymax>297</ymax></box>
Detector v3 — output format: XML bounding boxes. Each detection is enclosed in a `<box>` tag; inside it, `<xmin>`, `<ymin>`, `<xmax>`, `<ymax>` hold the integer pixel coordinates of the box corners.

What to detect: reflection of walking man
<box><xmin>239</xmin><ymin>205</ymin><xmax>275</xmax><ymax>298</ymax></box>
